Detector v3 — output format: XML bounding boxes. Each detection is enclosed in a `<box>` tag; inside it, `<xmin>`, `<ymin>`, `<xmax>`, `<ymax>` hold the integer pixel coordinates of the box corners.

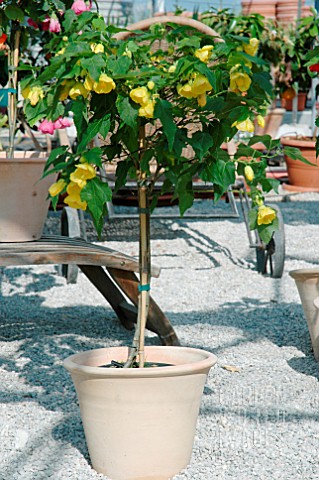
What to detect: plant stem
<box><xmin>7</xmin><ymin>23</ymin><xmax>20</xmax><ymax>157</ymax></box>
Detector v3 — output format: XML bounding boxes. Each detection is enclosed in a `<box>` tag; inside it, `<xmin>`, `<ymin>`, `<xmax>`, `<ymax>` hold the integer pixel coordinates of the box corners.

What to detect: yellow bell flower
<box><xmin>65</xmin><ymin>182</ymin><xmax>87</xmax><ymax>210</ymax></box>
<box><xmin>257</xmin><ymin>115</ymin><xmax>265</xmax><ymax>128</ymax></box>
<box><xmin>90</xmin><ymin>43</ymin><xmax>104</xmax><ymax>54</ymax></box>
<box><xmin>194</xmin><ymin>45</ymin><xmax>214</xmax><ymax>63</ymax></box>
<box><xmin>69</xmin><ymin>82</ymin><xmax>89</xmax><ymax>99</ymax></box>
<box><xmin>70</xmin><ymin>163</ymin><xmax>96</xmax><ymax>189</ymax></box>
<box><xmin>191</xmin><ymin>75</ymin><xmax>212</xmax><ymax>95</ymax></box>
<box><xmin>48</xmin><ymin>179</ymin><xmax>66</xmax><ymax>197</ymax></box>
<box><xmin>197</xmin><ymin>93</ymin><xmax>207</xmax><ymax>107</ymax></box>
<box><xmin>243</xmin><ymin>38</ymin><xmax>259</xmax><ymax>56</ymax></box>
<box><xmin>232</xmin><ymin>118</ymin><xmax>255</xmax><ymax>133</ymax></box>
<box><xmin>229</xmin><ymin>72</ymin><xmax>251</xmax><ymax>93</ymax></box>
<box><xmin>64</xmin><ymin>193</ymin><xmax>87</xmax><ymax>211</ymax></box>
<box><xmin>56</xmin><ymin>47</ymin><xmax>66</xmax><ymax>56</ymax></box>
<box><xmin>138</xmin><ymin>99</ymin><xmax>155</xmax><ymax>118</ymax></box>
<box><xmin>244</xmin><ymin>165</ymin><xmax>254</xmax><ymax>182</ymax></box>
<box><xmin>28</xmin><ymin>86</ymin><xmax>44</xmax><ymax>106</ymax></box>
<box><xmin>257</xmin><ymin>205</ymin><xmax>276</xmax><ymax>225</ymax></box>
<box><xmin>177</xmin><ymin>83</ymin><xmax>195</xmax><ymax>99</ymax></box>
<box><xmin>93</xmin><ymin>74</ymin><xmax>116</xmax><ymax>94</ymax></box>
<box><xmin>130</xmin><ymin>86</ymin><xmax>150</xmax><ymax>105</ymax></box>
<box><xmin>84</xmin><ymin>76</ymin><xmax>94</xmax><ymax>91</ymax></box>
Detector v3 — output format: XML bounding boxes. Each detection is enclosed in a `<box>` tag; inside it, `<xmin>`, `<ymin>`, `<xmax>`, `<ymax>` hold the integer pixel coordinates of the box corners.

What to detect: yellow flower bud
<box><xmin>168</xmin><ymin>65</ymin><xmax>176</xmax><ymax>73</ymax></box>
<box><xmin>147</xmin><ymin>81</ymin><xmax>155</xmax><ymax>90</ymax></box>
<box><xmin>21</xmin><ymin>86</ymin><xmax>31</xmax><ymax>99</ymax></box>
<box><xmin>243</xmin><ymin>38</ymin><xmax>259</xmax><ymax>56</ymax></box>
<box><xmin>257</xmin><ymin>205</ymin><xmax>276</xmax><ymax>225</ymax></box>
<box><xmin>48</xmin><ymin>179</ymin><xmax>66</xmax><ymax>197</ymax></box>
<box><xmin>257</xmin><ymin>115</ymin><xmax>265</xmax><ymax>128</ymax></box>
<box><xmin>62</xmin><ymin>36</ymin><xmax>68</xmax><ymax>42</ymax></box>
<box><xmin>244</xmin><ymin>165</ymin><xmax>254</xmax><ymax>182</ymax></box>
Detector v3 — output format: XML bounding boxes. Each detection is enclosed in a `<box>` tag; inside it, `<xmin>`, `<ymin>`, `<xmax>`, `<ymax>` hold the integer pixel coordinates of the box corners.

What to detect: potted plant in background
<box><xmin>275</xmin><ymin>9</ymin><xmax>318</xmax><ymax>111</ymax></box>
<box><xmin>0</xmin><ymin>0</ymin><xmax>73</xmax><ymax>242</ymax></box>
<box><xmin>23</xmin><ymin>6</ymin><xmax>281</xmax><ymax>479</ymax></box>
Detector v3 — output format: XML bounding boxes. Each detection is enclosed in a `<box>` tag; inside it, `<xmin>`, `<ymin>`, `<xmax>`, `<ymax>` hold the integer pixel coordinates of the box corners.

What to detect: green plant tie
<box><xmin>138</xmin><ymin>284</ymin><xmax>151</xmax><ymax>292</ymax></box>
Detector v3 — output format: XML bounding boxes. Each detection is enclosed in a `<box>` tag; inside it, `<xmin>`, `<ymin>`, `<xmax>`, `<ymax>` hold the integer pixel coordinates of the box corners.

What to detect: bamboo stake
<box><xmin>124</xmin><ymin>126</ymin><xmax>151</xmax><ymax>368</ymax></box>
<box><xmin>8</xmin><ymin>24</ymin><xmax>20</xmax><ymax>158</ymax></box>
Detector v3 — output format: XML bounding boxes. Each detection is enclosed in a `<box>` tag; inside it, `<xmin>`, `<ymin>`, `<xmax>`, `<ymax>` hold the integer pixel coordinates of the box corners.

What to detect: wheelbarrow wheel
<box><xmin>60</xmin><ymin>207</ymin><xmax>81</xmax><ymax>284</ymax></box>
<box><xmin>255</xmin><ymin>204</ymin><xmax>285</xmax><ymax>278</ymax></box>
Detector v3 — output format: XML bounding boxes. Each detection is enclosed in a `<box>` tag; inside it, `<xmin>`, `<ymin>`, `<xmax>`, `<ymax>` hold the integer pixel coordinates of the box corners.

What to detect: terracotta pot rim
<box><xmin>0</xmin><ymin>151</ymin><xmax>48</xmax><ymax>162</ymax></box>
<box><xmin>280</xmin><ymin>136</ymin><xmax>316</xmax><ymax>148</ymax></box>
<box><xmin>289</xmin><ymin>268</ymin><xmax>319</xmax><ymax>280</ymax></box>
<box><xmin>64</xmin><ymin>346</ymin><xmax>217</xmax><ymax>378</ymax></box>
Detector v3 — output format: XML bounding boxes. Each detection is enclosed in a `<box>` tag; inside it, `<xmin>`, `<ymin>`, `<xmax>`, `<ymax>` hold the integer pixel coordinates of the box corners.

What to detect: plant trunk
<box><xmin>8</xmin><ymin>22</ymin><xmax>20</xmax><ymax>157</ymax></box>
<box><xmin>124</xmin><ymin>126</ymin><xmax>151</xmax><ymax>368</ymax></box>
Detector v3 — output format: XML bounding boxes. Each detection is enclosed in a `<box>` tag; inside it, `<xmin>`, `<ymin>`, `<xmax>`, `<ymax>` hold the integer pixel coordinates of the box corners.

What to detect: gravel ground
<box><xmin>1</xmin><ymin>188</ymin><xmax>319</xmax><ymax>480</ymax></box>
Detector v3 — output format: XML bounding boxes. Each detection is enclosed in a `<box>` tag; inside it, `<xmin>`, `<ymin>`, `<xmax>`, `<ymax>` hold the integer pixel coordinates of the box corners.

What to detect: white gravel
<box><xmin>1</xmin><ymin>189</ymin><xmax>319</xmax><ymax>480</ymax></box>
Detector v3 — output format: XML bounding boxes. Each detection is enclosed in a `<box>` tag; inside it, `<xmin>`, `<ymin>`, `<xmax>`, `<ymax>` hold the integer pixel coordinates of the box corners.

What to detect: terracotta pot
<box><xmin>289</xmin><ymin>269</ymin><xmax>319</xmax><ymax>361</ymax></box>
<box><xmin>0</xmin><ymin>151</ymin><xmax>53</xmax><ymax>242</ymax></box>
<box><xmin>276</xmin><ymin>0</ymin><xmax>305</xmax><ymax>23</ymax></box>
<box><xmin>280</xmin><ymin>92</ymin><xmax>307</xmax><ymax>111</ymax></box>
<box><xmin>241</xmin><ymin>1</ymin><xmax>276</xmax><ymax>18</ymax></box>
<box><xmin>280</xmin><ymin>137</ymin><xmax>319</xmax><ymax>189</ymax></box>
<box><xmin>64</xmin><ymin>346</ymin><xmax>217</xmax><ymax>480</ymax></box>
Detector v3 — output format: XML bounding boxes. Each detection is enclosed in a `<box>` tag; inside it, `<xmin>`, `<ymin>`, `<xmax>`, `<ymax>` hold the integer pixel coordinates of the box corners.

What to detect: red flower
<box><xmin>0</xmin><ymin>33</ymin><xmax>7</xmax><ymax>45</ymax></box>
<box><xmin>309</xmin><ymin>64</ymin><xmax>319</xmax><ymax>72</ymax></box>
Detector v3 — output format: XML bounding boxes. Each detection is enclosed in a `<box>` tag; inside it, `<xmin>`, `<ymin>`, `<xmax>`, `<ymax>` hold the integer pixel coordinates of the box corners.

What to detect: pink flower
<box><xmin>53</xmin><ymin>117</ymin><xmax>73</xmax><ymax>129</ymax></box>
<box><xmin>27</xmin><ymin>18</ymin><xmax>39</xmax><ymax>29</ymax></box>
<box><xmin>49</xmin><ymin>16</ymin><xmax>61</xmax><ymax>33</ymax></box>
<box><xmin>71</xmin><ymin>0</ymin><xmax>92</xmax><ymax>15</ymax></box>
<box><xmin>38</xmin><ymin>120</ymin><xmax>55</xmax><ymax>135</ymax></box>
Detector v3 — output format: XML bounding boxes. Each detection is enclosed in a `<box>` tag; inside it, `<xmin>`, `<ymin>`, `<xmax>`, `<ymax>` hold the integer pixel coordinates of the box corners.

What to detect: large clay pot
<box><xmin>289</xmin><ymin>269</ymin><xmax>319</xmax><ymax>361</ymax></box>
<box><xmin>64</xmin><ymin>346</ymin><xmax>217</xmax><ymax>480</ymax></box>
<box><xmin>280</xmin><ymin>137</ymin><xmax>319</xmax><ymax>190</ymax></box>
<box><xmin>0</xmin><ymin>151</ymin><xmax>53</xmax><ymax>242</ymax></box>
<box><xmin>276</xmin><ymin>0</ymin><xmax>305</xmax><ymax>23</ymax></box>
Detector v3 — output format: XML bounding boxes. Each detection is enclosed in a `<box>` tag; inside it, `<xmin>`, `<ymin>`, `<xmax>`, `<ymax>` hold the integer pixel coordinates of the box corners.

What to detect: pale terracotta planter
<box><xmin>64</xmin><ymin>346</ymin><xmax>217</xmax><ymax>480</ymax></box>
<box><xmin>280</xmin><ymin>92</ymin><xmax>307</xmax><ymax>112</ymax></box>
<box><xmin>290</xmin><ymin>269</ymin><xmax>319</xmax><ymax>361</ymax></box>
<box><xmin>0</xmin><ymin>151</ymin><xmax>53</xmax><ymax>242</ymax></box>
<box><xmin>280</xmin><ymin>137</ymin><xmax>319</xmax><ymax>189</ymax></box>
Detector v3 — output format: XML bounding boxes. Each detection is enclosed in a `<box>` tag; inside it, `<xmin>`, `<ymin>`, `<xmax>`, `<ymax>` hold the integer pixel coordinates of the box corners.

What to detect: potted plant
<box><xmin>275</xmin><ymin>9</ymin><xmax>318</xmax><ymax>111</ymax></box>
<box><xmin>0</xmin><ymin>0</ymin><xmax>73</xmax><ymax>242</ymax></box>
<box><xmin>23</xmin><ymin>7</ymin><xmax>280</xmax><ymax>479</ymax></box>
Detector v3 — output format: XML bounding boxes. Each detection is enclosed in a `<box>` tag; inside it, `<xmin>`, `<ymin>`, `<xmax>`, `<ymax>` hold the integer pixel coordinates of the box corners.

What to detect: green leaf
<box><xmin>154</xmin><ymin>99</ymin><xmax>177</xmax><ymax>152</ymax></box>
<box><xmin>77</xmin><ymin>116</ymin><xmax>110</xmax><ymax>151</ymax></box>
<box><xmin>81</xmin><ymin>55</ymin><xmax>106</xmax><ymax>82</ymax></box>
<box><xmin>114</xmin><ymin>160</ymin><xmax>131</xmax><ymax>193</ymax></box>
<box><xmin>81</xmin><ymin>178</ymin><xmax>113</xmax><ymax>229</ymax></box>
<box><xmin>177</xmin><ymin>37</ymin><xmax>201</xmax><ymax>49</ymax></box>
<box><xmin>44</xmin><ymin>147</ymin><xmax>69</xmax><ymax>172</ymax></box>
<box><xmin>81</xmin><ymin>147</ymin><xmax>103</xmax><ymax>167</ymax></box>
<box><xmin>63</xmin><ymin>9</ymin><xmax>78</xmax><ymax>31</ymax></box>
<box><xmin>116</xmin><ymin>96</ymin><xmax>138</xmax><ymax>129</ymax></box>
<box><xmin>188</xmin><ymin>131</ymin><xmax>214</xmax><ymax>160</ymax></box>
<box><xmin>248</xmin><ymin>208</ymin><xmax>258</xmax><ymax>230</ymax></box>
<box><xmin>283</xmin><ymin>146</ymin><xmax>317</xmax><ymax>165</ymax></box>
<box><xmin>252</xmin><ymin>72</ymin><xmax>273</xmax><ymax>96</ymax></box>
<box><xmin>211</xmin><ymin>159</ymin><xmax>236</xmax><ymax>190</ymax></box>
<box><xmin>70</xmin><ymin>99</ymin><xmax>88</xmax><ymax>144</ymax></box>
<box><xmin>4</xmin><ymin>5</ymin><xmax>24</xmax><ymax>22</ymax></box>
<box><xmin>175</xmin><ymin>174</ymin><xmax>194</xmax><ymax>216</ymax></box>
<box><xmin>92</xmin><ymin>17</ymin><xmax>107</xmax><ymax>32</ymax></box>
<box><xmin>107</xmin><ymin>56</ymin><xmax>132</xmax><ymax>75</ymax></box>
